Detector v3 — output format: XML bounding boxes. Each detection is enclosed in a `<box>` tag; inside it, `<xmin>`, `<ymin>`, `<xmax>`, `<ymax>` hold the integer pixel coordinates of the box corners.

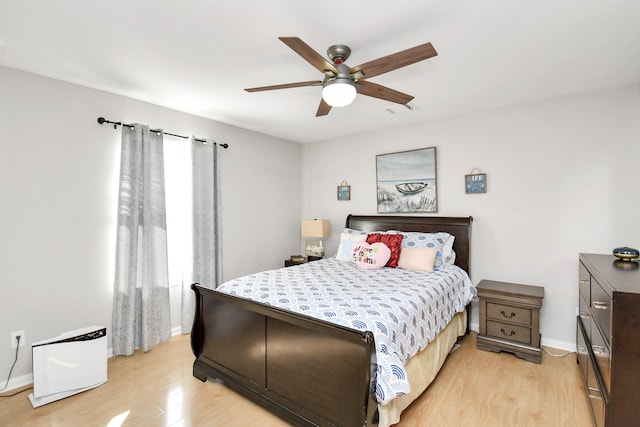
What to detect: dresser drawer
<box><xmin>586</xmin><ymin>350</ymin><xmax>606</xmax><ymax>427</ymax></box>
<box><xmin>486</xmin><ymin>302</ymin><xmax>532</xmax><ymax>326</ymax></box>
<box><xmin>590</xmin><ymin>323</ymin><xmax>611</xmax><ymax>394</ymax></box>
<box><xmin>579</xmin><ymin>261</ymin><xmax>590</xmax><ymax>302</ymax></box>
<box><xmin>590</xmin><ymin>277</ymin><xmax>611</xmax><ymax>344</ymax></box>
<box><xmin>486</xmin><ymin>320</ymin><xmax>531</xmax><ymax>345</ymax></box>
<box><xmin>578</xmin><ymin>314</ymin><xmax>607</xmax><ymax>427</ymax></box>
<box><xmin>579</xmin><ymin>292</ymin><xmax>591</xmax><ymax>333</ymax></box>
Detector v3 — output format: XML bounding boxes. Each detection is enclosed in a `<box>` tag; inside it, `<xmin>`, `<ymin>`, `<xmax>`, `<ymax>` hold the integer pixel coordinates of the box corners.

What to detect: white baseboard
<box><xmin>541</xmin><ymin>337</ymin><xmax>575</xmax><ymax>352</ymax></box>
<box><xmin>0</xmin><ymin>373</ymin><xmax>32</xmax><ymax>394</ymax></box>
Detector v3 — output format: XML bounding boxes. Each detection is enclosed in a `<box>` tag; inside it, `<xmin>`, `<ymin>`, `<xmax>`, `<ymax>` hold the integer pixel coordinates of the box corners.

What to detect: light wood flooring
<box><xmin>0</xmin><ymin>332</ymin><xmax>593</xmax><ymax>426</ymax></box>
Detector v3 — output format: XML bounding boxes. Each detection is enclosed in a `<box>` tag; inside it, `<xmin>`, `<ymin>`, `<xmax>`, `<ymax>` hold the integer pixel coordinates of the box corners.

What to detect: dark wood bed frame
<box><xmin>191</xmin><ymin>215</ymin><xmax>473</xmax><ymax>427</ymax></box>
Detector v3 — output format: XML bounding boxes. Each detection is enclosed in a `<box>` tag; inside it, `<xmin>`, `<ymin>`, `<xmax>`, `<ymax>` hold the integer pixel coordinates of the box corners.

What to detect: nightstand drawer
<box><xmin>486</xmin><ymin>320</ymin><xmax>531</xmax><ymax>345</ymax></box>
<box><xmin>486</xmin><ymin>302</ymin><xmax>532</xmax><ymax>326</ymax></box>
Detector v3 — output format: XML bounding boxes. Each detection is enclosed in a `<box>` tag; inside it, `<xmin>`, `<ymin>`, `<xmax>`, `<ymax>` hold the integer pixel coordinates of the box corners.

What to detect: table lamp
<box><xmin>301</xmin><ymin>219</ymin><xmax>331</xmax><ymax>261</ymax></box>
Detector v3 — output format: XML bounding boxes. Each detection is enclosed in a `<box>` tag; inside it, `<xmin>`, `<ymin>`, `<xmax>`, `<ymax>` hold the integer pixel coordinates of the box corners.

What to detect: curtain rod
<box><xmin>97</xmin><ymin>117</ymin><xmax>229</xmax><ymax>149</ymax></box>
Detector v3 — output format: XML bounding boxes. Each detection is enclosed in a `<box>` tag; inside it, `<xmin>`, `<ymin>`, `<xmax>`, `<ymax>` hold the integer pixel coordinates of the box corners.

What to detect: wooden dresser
<box><xmin>577</xmin><ymin>253</ymin><xmax>640</xmax><ymax>427</ymax></box>
<box><xmin>477</xmin><ymin>279</ymin><xmax>544</xmax><ymax>363</ymax></box>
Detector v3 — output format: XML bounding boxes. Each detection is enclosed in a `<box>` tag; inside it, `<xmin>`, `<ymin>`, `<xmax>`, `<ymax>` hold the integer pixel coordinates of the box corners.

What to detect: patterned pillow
<box><xmin>335</xmin><ymin>228</ymin><xmax>368</xmax><ymax>261</ymax></box>
<box><xmin>398</xmin><ymin>231</ymin><xmax>454</xmax><ymax>267</ymax></box>
<box><xmin>352</xmin><ymin>242</ymin><xmax>391</xmax><ymax>270</ymax></box>
<box><xmin>366</xmin><ymin>233</ymin><xmax>403</xmax><ymax>268</ymax></box>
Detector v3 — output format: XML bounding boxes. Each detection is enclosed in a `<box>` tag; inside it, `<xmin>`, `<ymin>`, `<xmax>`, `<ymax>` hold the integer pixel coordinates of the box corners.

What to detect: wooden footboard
<box><xmin>191</xmin><ymin>283</ymin><xmax>379</xmax><ymax>427</ymax></box>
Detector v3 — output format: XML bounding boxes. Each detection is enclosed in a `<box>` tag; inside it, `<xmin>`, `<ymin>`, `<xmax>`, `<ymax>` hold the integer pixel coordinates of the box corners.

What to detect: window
<box><xmin>163</xmin><ymin>136</ymin><xmax>192</xmax><ymax>289</ymax></box>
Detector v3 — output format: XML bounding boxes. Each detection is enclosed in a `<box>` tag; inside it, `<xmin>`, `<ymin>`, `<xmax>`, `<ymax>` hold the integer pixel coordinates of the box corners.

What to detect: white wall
<box><xmin>0</xmin><ymin>66</ymin><xmax>302</xmax><ymax>387</ymax></box>
<box><xmin>302</xmin><ymin>85</ymin><xmax>640</xmax><ymax>350</ymax></box>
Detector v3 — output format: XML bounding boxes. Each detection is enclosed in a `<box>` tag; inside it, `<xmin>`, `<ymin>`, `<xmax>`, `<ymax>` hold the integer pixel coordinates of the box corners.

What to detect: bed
<box><xmin>190</xmin><ymin>214</ymin><xmax>474</xmax><ymax>426</ymax></box>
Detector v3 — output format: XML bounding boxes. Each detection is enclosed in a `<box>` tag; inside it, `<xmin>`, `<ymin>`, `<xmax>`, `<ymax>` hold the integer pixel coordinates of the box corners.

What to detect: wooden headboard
<box><xmin>345</xmin><ymin>214</ymin><xmax>473</xmax><ymax>274</ymax></box>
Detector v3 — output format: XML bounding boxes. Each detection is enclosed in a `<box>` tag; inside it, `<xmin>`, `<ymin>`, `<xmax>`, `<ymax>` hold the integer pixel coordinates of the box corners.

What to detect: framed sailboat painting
<box><xmin>376</xmin><ymin>147</ymin><xmax>438</xmax><ymax>213</ymax></box>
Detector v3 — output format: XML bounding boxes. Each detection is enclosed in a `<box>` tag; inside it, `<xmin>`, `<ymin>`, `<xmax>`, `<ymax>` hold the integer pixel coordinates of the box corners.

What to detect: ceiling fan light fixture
<box><xmin>322</xmin><ymin>78</ymin><xmax>356</xmax><ymax>107</ymax></box>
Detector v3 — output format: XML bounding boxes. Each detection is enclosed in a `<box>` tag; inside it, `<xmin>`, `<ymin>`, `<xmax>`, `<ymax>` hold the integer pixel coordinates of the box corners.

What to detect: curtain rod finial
<box><xmin>97</xmin><ymin>117</ymin><xmax>106</xmax><ymax>124</ymax></box>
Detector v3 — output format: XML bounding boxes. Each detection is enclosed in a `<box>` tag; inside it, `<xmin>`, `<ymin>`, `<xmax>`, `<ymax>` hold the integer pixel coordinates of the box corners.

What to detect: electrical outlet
<box><xmin>11</xmin><ymin>330</ymin><xmax>25</xmax><ymax>349</ymax></box>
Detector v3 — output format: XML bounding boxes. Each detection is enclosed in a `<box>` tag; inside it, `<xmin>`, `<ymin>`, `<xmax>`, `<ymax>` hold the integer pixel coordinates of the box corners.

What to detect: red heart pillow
<box><xmin>366</xmin><ymin>233</ymin><xmax>403</xmax><ymax>268</ymax></box>
<box><xmin>352</xmin><ymin>242</ymin><xmax>391</xmax><ymax>270</ymax></box>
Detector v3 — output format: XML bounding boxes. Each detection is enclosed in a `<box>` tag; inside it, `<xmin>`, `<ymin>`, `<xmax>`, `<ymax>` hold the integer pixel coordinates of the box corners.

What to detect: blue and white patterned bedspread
<box><xmin>216</xmin><ymin>257</ymin><xmax>476</xmax><ymax>405</ymax></box>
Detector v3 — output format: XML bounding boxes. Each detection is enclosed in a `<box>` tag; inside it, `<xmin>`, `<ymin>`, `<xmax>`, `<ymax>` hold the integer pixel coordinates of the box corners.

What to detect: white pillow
<box><xmin>398</xmin><ymin>247</ymin><xmax>438</xmax><ymax>272</ymax></box>
<box><xmin>335</xmin><ymin>228</ymin><xmax>368</xmax><ymax>261</ymax></box>
<box><xmin>442</xmin><ymin>235</ymin><xmax>456</xmax><ymax>264</ymax></box>
<box><xmin>446</xmin><ymin>249</ymin><xmax>457</xmax><ymax>265</ymax></box>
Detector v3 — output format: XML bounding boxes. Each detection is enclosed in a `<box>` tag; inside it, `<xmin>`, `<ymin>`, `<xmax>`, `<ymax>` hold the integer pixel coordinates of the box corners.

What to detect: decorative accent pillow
<box><xmin>397</xmin><ymin>247</ymin><xmax>438</xmax><ymax>272</ymax></box>
<box><xmin>335</xmin><ymin>228</ymin><xmax>368</xmax><ymax>261</ymax></box>
<box><xmin>397</xmin><ymin>231</ymin><xmax>454</xmax><ymax>267</ymax></box>
<box><xmin>352</xmin><ymin>242</ymin><xmax>391</xmax><ymax>270</ymax></box>
<box><xmin>366</xmin><ymin>233</ymin><xmax>403</xmax><ymax>268</ymax></box>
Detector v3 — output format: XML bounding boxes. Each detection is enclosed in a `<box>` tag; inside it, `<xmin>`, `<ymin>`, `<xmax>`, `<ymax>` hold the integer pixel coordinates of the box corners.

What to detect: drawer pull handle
<box><xmin>592</xmin><ymin>301</ymin><xmax>608</xmax><ymax>310</ymax></box>
<box><xmin>500</xmin><ymin>310</ymin><xmax>516</xmax><ymax>319</ymax></box>
<box><xmin>579</xmin><ymin>312</ymin><xmax>590</xmax><ymax>319</ymax></box>
<box><xmin>500</xmin><ymin>328</ymin><xmax>516</xmax><ymax>337</ymax></box>
<box><xmin>579</xmin><ymin>279</ymin><xmax>589</xmax><ymax>284</ymax></box>
<box><xmin>592</xmin><ymin>345</ymin><xmax>607</xmax><ymax>356</ymax></box>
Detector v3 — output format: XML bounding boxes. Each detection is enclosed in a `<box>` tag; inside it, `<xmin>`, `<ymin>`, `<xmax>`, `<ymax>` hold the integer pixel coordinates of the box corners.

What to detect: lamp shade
<box><xmin>301</xmin><ymin>219</ymin><xmax>331</xmax><ymax>238</ymax></box>
<box><xmin>322</xmin><ymin>78</ymin><xmax>356</xmax><ymax>107</ymax></box>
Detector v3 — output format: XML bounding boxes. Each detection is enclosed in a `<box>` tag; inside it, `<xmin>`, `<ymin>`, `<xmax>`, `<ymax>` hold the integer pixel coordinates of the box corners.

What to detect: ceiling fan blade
<box><xmin>245</xmin><ymin>80</ymin><xmax>322</xmax><ymax>92</ymax></box>
<box><xmin>279</xmin><ymin>37</ymin><xmax>339</xmax><ymax>75</ymax></box>
<box><xmin>316</xmin><ymin>98</ymin><xmax>332</xmax><ymax>116</ymax></box>
<box><xmin>350</xmin><ymin>42</ymin><xmax>437</xmax><ymax>80</ymax></box>
<box><xmin>356</xmin><ymin>80</ymin><xmax>414</xmax><ymax>105</ymax></box>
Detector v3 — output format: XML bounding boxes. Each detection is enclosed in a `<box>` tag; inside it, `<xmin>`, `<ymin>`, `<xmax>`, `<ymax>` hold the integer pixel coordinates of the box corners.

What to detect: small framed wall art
<box><xmin>337</xmin><ymin>184</ymin><xmax>351</xmax><ymax>201</ymax></box>
<box><xmin>465</xmin><ymin>173</ymin><xmax>487</xmax><ymax>194</ymax></box>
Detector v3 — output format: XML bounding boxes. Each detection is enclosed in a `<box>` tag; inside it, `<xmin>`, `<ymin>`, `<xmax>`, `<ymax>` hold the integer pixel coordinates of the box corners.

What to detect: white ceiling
<box><xmin>1</xmin><ymin>1</ymin><xmax>639</xmax><ymax>143</ymax></box>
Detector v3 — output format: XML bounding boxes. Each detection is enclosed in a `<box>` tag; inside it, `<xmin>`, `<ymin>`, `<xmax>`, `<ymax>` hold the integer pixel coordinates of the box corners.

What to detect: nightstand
<box><xmin>476</xmin><ymin>279</ymin><xmax>544</xmax><ymax>364</ymax></box>
<box><xmin>284</xmin><ymin>257</ymin><xmax>306</xmax><ymax>267</ymax></box>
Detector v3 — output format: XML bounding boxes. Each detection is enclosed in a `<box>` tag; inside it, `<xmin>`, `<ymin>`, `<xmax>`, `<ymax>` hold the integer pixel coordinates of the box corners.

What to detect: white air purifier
<box><xmin>28</xmin><ymin>326</ymin><xmax>107</xmax><ymax>408</ymax></box>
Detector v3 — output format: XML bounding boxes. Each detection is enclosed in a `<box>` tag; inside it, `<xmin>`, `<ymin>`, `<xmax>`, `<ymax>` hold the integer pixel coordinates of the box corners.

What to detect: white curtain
<box><xmin>181</xmin><ymin>138</ymin><xmax>222</xmax><ymax>333</ymax></box>
<box><xmin>112</xmin><ymin>124</ymin><xmax>171</xmax><ymax>356</ymax></box>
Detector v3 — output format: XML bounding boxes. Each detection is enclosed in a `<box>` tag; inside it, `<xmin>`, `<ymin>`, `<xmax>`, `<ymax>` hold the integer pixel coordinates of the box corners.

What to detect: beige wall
<box><xmin>302</xmin><ymin>85</ymin><xmax>640</xmax><ymax>350</ymax></box>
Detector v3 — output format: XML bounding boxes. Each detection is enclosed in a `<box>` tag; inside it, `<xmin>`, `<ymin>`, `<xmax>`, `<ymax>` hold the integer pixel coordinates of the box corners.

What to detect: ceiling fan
<box><xmin>244</xmin><ymin>37</ymin><xmax>438</xmax><ymax>117</ymax></box>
